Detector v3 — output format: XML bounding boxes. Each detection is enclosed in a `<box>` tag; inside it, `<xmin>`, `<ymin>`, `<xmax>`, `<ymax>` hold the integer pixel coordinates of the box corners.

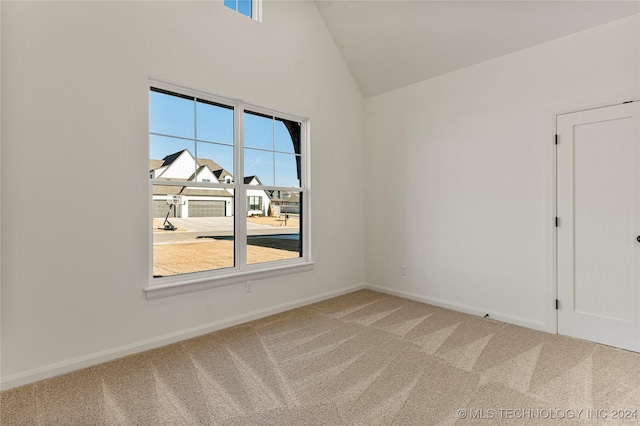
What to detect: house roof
<box><xmin>149</xmin><ymin>159</ymin><xmax>164</xmax><ymax>171</ymax></box>
<box><xmin>197</xmin><ymin>158</ymin><xmax>223</xmax><ymax>173</ymax></box>
<box><xmin>160</xmin><ymin>150</ymin><xmax>185</xmax><ymax>167</ymax></box>
<box><xmin>151</xmin><ymin>150</ymin><xmax>264</xmax><ymax>185</ymax></box>
<box><xmin>269</xmin><ymin>190</ymin><xmax>300</xmax><ymax>203</ymax></box>
<box><xmin>188</xmin><ymin>164</ymin><xmax>214</xmax><ymax>181</ymax></box>
<box><xmin>213</xmin><ymin>168</ymin><xmax>233</xmax><ymax>180</ymax></box>
<box><xmin>151</xmin><ymin>150</ymin><xmax>235</xmax><ymax>182</ymax></box>
<box><xmin>197</xmin><ymin>159</ymin><xmax>232</xmax><ymax>182</ymax></box>
<box><xmin>244</xmin><ymin>175</ymin><xmax>263</xmax><ymax>185</ymax></box>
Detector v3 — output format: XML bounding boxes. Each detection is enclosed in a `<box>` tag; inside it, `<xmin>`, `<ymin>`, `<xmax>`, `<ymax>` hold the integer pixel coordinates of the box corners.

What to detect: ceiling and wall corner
<box><xmin>315</xmin><ymin>0</ymin><xmax>640</xmax><ymax>98</ymax></box>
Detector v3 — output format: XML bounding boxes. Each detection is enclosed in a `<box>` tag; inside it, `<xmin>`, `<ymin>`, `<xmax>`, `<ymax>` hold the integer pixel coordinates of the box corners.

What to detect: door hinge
<box><xmin>555</xmin><ymin>134</ymin><xmax>558</xmax><ymax>145</ymax></box>
<box><xmin>556</xmin><ymin>299</ymin><xmax>559</xmax><ymax>310</ymax></box>
<box><xmin>555</xmin><ymin>217</ymin><xmax>559</xmax><ymax>227</ymax></box>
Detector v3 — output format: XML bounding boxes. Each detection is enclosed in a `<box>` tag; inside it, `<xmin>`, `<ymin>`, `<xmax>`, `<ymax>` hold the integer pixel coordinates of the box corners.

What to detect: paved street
<box><xmin>153</xmin><ymin>217</ymin><xmax>299</xmax><ymax>243</ymax></box>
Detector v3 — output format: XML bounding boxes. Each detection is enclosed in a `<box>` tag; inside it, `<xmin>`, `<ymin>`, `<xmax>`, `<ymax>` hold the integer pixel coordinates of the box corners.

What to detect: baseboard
<box><xmin>365</xmin><ymin>283</ymin><xmax>546</xmax><ymax>332</ymax></box>
<box><xmin>1</xmin><ymin>283</ymin><xmax>366</xmax><ymax>391</ymax></box>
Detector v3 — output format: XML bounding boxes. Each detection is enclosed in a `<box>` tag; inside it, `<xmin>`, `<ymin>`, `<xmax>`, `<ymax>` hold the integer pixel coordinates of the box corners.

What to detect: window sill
<box><xmin>145</xmin><ymin>260</ymin><xmax>314</xmax><ymax>300</ymax></box>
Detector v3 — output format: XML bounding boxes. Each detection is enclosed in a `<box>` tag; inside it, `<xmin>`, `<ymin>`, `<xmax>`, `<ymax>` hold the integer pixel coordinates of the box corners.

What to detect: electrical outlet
<box><xmin>245</xmin><ymin>282</ymin><xmax>253</xmax><ymax>293</ymax></box>
<box><xmin>401</xmin><ymin>265</ymin><xmax>407</xmax><ymax>276</ymax></box>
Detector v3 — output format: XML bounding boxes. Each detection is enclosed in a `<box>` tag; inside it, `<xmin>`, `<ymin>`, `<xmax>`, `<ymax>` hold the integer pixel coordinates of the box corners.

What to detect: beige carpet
<box><xmin>3</xmin><ymin>290</ymin><xmax>640</xmax><ymax>425</ymax></box>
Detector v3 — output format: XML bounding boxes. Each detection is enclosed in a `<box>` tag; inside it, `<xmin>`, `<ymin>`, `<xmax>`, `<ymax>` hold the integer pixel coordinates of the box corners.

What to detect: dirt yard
<box><xmin>152</xmin><ymin>215</ymin><xmax>301</xmax><ymax>277</ymax></box>
<box><xmin>153</xmin><ymin>239</ymin><xmax>299</xmax><ymax>277</ymax></box>
<box><xmin>247</xmin><ymin>215</ymin><xmax>300</xmax><ymax>228</ymax></box>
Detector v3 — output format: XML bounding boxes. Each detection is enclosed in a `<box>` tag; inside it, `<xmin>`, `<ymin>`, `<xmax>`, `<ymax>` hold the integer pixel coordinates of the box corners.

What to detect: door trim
<box><xmin>547</xmin><ymin>96</ymin><xmax>640</xmax><ymax>336</ymax></box>
<box><xmin>550</xmin><ymin>96</ymin><xmax>640</xmax><ymax>337</ymax></box>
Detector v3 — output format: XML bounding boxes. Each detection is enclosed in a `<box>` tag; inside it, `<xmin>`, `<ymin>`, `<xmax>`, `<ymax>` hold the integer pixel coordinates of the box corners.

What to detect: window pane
<box><xmin>244</xmin><ymin>148</ymin><xmax>274</xmax><ymax>186</ymax></box>
<box><xmin>244</xmin><ymin>112</ymin><xmax>273</xmax><ymax>150</ymax></box>
<box><xmin>196</xmin><ymin>101</ymin><xmax>233</xmax><ymax>144</ymax></box>
<box><xmin>150</xmin><ymin>90</ymin><xmax>194</xmax><ymax>139</ymax></box>
<box><xmin>247</xmin><ymin>195</ymin><xmax>264</xmax><ymax>214</ymax></box>
<box><xmin>275</xmin><ymin>153</ymin><xmax>300</xmax><ymax>187</ymax></box>
<box><xmin>153</xmin><ymin>185</ymin><xmax>234</xmax><ymax>277</ymax></box>
<box><xmin>150</xmin><ymin>135</ymin><xmax>196</xmax><ymax>180</ymax></box>
<box><xmin>238</xmin><ymin>0</ymin><xmax>252</xmax><ymax>17</ymax></box>
<box><xmin>275</xmin><ymin>119</ymin><xmax>299</xmax><ymax>154</ymax></box>
<box><xmin>196</xmin><ymin>142</ymin><xmax>234</xmax><ymax>182</ymax></box>
<box><xmin>224</xmin><ymin>0</ymin><xmax>236</xmax><ymax>11</ymax></box>
<box><xmin>247</xmin><ymin>191</ymin><xmax>301</xmax><ymax>265</ymax></box>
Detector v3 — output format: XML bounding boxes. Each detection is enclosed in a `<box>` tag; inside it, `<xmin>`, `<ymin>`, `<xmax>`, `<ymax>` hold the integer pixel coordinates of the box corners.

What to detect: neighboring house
<box><xmin>244</xmin><ymin>176</ymin><xmax>271</xmax><ymax>217</ymax></box>
<box><xmin>268</xmin><ymin>190</ymin><xmax>301</xmax><ymax>215</ymax></box>
<box><xmin>198</xmin><ymin>158</ymin><xmax>233</xmax><ymax>184</ymax></box>
<box><xmin>150</xmin><ymin>150</ymin><xmax>270</xmax><ymax>218</ymax></box>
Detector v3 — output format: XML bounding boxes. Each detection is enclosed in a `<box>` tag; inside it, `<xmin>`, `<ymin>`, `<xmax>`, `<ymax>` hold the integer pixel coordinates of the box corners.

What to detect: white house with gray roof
<box><xmin>150</xmin><ymin>149</ymin><xmax>271</xmax><ymax>218</ymax></box>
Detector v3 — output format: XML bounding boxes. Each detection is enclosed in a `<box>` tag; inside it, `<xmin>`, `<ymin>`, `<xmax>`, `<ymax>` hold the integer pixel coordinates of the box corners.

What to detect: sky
<box><xmin>224</xmin><ymin>0</ymin><xmax>252</xmax><ymax>18</ymax></box>
<box><xmin>150</xmin><ymin>90</ymin><xmax>300</xmax><ymax>187</ymax></box>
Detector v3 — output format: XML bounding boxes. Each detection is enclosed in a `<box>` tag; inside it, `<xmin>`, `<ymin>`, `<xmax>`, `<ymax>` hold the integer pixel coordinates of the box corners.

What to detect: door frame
<box><xmin>547</xmin><ymin>95</ymin><xmax>640</xmax><ymax>336</ymax></box>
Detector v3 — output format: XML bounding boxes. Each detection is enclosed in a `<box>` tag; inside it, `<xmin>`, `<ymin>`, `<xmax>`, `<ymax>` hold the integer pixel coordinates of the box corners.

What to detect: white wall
<box><xmin>365</xmin><ymin>15</ymin><xmax>640</xmax><ymax>331</ymax></box>
<box><xmin>0</xmin><ymin>1</ymin><xmax>365</xmax><ymax>387</ymax></box>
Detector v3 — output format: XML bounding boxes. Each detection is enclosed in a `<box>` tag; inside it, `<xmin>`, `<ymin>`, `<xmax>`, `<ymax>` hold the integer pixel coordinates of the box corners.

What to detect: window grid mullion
<box><xmin>150</xmin><ymin>132</ymin><xmax>234</xmax><ymax>151</ymax></box>
<box><xmin>193</xmin><ymin>99</ymin><xmax>198</xmax><ymax>180</ymax></box>
<box><xmin>272</xmin><ymin>117</ymin><xmax>276</xmax><ymax>186</ymax></box>
<box><xmin>242</xmin><ymin>146</ymin><xmax>300</xmax><ymax>156</ymax></box>
<box><xmin>235</xmin><ymin>105</ymin><xmax>247</xmax><ymax>270</ymax></box>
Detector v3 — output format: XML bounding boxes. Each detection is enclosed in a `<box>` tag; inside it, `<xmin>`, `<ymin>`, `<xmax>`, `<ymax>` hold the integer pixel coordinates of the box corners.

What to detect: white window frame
<box><xmin>224</xmin><ymin>0</ymin><xmax>262</xmax><ymax>22</ymax></box>
<box><xmin>145</xmin><ymin>80</ymin><xmax>312</xmax><ymax>299</ymax></box>
<box><xmin>253</xmin><ymin>0</ymin><xmax>262</xmax><ymax>22</ymax></box>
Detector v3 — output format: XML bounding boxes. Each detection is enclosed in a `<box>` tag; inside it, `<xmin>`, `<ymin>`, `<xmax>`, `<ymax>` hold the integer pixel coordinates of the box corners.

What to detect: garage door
<box><xmin>153</xmin><ymin>200</ymin><xmax>177</xmax><ymax>218</ymax></box>
<box><xmin>189</xmin><ymin>200</ymin><xmax>226</xmax><ymax>217</ymax></box>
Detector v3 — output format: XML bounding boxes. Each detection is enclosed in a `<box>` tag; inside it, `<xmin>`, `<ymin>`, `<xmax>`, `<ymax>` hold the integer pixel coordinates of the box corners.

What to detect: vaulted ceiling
<box><xmin>315</xmin><ymin>1</ymin><xmax>640</xmax><ymax>98</ymax></box>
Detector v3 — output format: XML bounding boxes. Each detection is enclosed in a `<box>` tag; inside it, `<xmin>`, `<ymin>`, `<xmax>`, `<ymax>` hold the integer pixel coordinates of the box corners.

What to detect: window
<box><xmin>147</xmin><ymin>82</ymin><xmax>310</xmax><ymax>297</ymax></box>
<box><xmin>247</xmin><ymin>196</ymin><xmax>263</xmax><ymax>212</ymax></box>
<box><xmin>224</xmin><ymin>0</ymin><xmax>261</xmax><ymax>21</ymax></box>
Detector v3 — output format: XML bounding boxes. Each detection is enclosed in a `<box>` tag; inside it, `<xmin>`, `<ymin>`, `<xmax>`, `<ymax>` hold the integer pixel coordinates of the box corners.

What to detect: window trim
<box><xmin>253</xmin><ymin>0</ymin><xmax>262</xmax><ymax>22</ymax></box>
<box><xmin>146</xmin><ymin>80</ymin><xmax>312</xmax><ymax>299</ymax></box>
<box><xmin>145</xmin><ymin>261</ymin><xmax>314</xmax><ymax>300</ymax></box>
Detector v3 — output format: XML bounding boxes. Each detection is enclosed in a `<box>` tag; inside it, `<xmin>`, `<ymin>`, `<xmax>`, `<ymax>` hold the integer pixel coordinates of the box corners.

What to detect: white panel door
<box><xmin>557</xmin><ymin>101</ymin><xmax>640</xmax><ymax>352</ymax></box>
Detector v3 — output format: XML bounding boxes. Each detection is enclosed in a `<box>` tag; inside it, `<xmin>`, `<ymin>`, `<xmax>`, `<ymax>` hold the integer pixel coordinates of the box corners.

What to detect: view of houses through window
<box><xmin>150</xmin><ymin>86</ymin><xmax>305</xmax><ymax>279</ymax></box>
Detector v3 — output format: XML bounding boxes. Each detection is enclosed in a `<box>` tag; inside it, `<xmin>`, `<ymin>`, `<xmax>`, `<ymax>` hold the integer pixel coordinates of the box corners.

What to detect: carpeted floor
<box><xmin>2</xmin><ymin>290</ymin><xmax>640</xmax><ymax>425</ymax></box>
